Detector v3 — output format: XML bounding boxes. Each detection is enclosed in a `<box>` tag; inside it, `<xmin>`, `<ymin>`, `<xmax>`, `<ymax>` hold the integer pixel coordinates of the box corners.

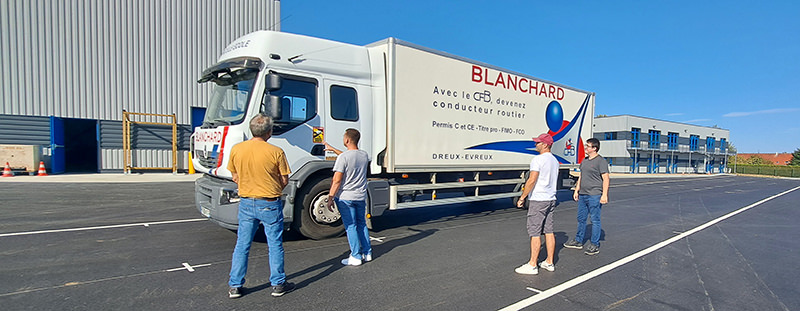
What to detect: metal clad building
<box><xmin>0</xmin><ymin>0</ymin><xmax>280</xmax><ymax>173</ymax></box>
<box><xmin>593</xmin><ymin>115</ymin><xmax>730</xmax><ymax>174</ymax></box>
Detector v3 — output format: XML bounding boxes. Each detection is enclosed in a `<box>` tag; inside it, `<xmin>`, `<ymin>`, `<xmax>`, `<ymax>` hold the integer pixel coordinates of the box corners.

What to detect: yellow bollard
<box><xmin>188</xmin><ymin>152</ymin><xmax>196</xmax><ymax>174</ymax></box>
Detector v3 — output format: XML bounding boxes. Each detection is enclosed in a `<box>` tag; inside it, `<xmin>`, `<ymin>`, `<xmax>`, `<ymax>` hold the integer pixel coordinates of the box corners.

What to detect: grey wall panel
<box><xmin>99</xmin><ymin>120</ymin><xmax>191</xmax><ymax>150</ymax></box>
<box><xmin>0</xmin><ymin>115</ymin><xmax>51</xmax><ymax>145</ymax></box>
<box><xmin>1</xmin><ymin>0</ymin><xmax>281</xmax><ymax>124</ymax></box>
<box><xmin>100</xmin><ymin>148</ymin><xmax>189</xmax><ymax>171</ymax></box>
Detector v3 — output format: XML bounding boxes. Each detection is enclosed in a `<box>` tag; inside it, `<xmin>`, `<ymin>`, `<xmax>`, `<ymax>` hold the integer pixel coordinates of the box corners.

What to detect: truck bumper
<box><xmin>195</xmin><ymin>174</ymin><xmax>297</xmax><ymax>230</ymax></box>
<box><xmin>195</xmin><ymin>174</ymin><xmax>240</xmax><ymax>230</ymax></box>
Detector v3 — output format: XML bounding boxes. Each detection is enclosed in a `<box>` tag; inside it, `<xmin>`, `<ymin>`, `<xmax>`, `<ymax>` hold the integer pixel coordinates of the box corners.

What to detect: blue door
<box><xmin>191</xmin><ymin>107</ymin><xmax>206</xmax><ymax>130</ymax></box>
<box><xmin>49</xmin><ymin>116</ymin><xmax>66</xmax><ymax>174</ymax></box>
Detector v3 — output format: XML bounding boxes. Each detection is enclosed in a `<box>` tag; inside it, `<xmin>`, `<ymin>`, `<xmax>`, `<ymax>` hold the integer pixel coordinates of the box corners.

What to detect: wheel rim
<box><xmin>309</xmin><ymin>192</ymin><xmax>341</xmax><ymax>225</ymax></box>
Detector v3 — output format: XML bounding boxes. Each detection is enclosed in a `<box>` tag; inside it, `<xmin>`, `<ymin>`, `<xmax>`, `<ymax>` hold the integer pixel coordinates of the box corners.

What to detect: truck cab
<box><xmin>193</xmin><ymin>31</ymin><xmax>383</xmax><ymax>239</ymax></box>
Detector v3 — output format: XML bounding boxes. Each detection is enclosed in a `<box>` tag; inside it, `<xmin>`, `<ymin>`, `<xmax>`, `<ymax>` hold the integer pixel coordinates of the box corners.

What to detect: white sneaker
<box><xmin>363</xmin><ymin>254</ymin><xmax>372</xmax><ymax>262</ymax></box>
<box><xmin>538</xmin><ymin>261</ymin><xmax>555</xmax><ymax>272</ymax></box>
<box><xmin>341</xmin><ymin>256</ymin><xmax>362</xmax><ymax>266</ymax></box>
<box><xmin>515</xmin><ymin>263</ymin><xmax>538</xmax><ymax>275</ymax></box>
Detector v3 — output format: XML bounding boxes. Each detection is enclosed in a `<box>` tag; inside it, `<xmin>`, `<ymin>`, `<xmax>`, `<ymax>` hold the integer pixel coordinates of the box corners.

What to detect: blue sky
<box><xmin>282</xmin><ymin>1</ymin><xmax>799</xmax><ymax>153</ymax></box>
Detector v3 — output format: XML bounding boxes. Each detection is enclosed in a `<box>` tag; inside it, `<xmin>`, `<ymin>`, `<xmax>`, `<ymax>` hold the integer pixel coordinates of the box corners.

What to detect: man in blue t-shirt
<box><xmin>325</xmin><ymin>128</ymin><xmax>372</xmax><ymax>266</ymax></box>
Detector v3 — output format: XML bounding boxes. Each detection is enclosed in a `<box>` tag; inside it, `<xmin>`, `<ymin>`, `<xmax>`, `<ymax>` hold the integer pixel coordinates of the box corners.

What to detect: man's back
<box><xmin>333</xmin><ymin>149</ymin><xmax>369</xmax><ymax>201</ymax></box>
<box><xmin>227</xmin><ymin>140</ymin><xmax>291</xmax><ymax>198</ymax></box>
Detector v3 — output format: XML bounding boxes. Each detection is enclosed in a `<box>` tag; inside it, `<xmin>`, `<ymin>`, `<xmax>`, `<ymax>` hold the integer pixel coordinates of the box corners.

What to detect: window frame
<box><xmin>329</xmin><ymin>85</ymin><xmax>359</xmax><ymax>122</ymax></box>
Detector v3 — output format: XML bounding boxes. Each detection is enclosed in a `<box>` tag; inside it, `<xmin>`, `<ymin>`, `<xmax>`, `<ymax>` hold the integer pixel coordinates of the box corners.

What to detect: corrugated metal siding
<box><xmin>0</xmin><ymin>0</ymin><xmax>281</xmax><ymax>124</ymax></box>
<box><xmin>101</xmin><ymin>148</ymin><xmax>189</xmax><ymax>171</ymax></box>
<box><xmin>99</xmin><ymin>120</ymin><xmax>191</xmax><ymax>150</ymax></box>
<box><xmin>0</xmin><ymin>115</ymin><xmax>51</xmax><ymax>145</ymax></box>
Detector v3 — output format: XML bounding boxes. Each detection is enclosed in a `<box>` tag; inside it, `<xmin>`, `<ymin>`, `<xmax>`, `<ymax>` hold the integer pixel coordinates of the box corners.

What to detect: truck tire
<box><xmin>293</xmin><ymin>177</ymin><xmax>345</xmax><ymax>240</ymax></box>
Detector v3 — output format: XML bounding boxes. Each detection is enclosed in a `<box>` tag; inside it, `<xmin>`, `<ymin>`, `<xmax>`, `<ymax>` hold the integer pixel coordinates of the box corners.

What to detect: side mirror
<box><xmin>266</xmin><ymin>73</ymin><xmax>281</xmax><ymax>91</ymax></box>
<box><xmin>265</xmin><ymin>95</ymin><xmax>282</xmax><ymax>120</ymax></box>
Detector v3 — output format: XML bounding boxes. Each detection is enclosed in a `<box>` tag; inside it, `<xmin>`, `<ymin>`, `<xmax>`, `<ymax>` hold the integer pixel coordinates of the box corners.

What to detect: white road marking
<box><xmin>166</xmin><ymin>263</ymin><xmax>211</xmax><ymax>272</ymax></box>
<box><xmin>370</xmin><ymin>236</ymin><xmax>386</xmax><ymax>243</ymax></box>
<box><xmin>0</xmin><ymin>218</ymin><xmax>209</xmax><ymax>237</ymax></box>
<box><xmin>500</xmin><ymin>185</ymin><xmax>800</xmax><ymax>311</ymax></box>
<box><xmin>525</xmin><ymin>287</ymin><xmax>542</xmax><ymax>293</ymax></box>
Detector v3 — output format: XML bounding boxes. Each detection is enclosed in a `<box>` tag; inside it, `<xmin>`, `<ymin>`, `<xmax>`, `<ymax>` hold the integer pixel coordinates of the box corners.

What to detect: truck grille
<box><xmin>195</xmin><ymin>150</ymin><xmax>218</xmax><ymax>169</ymax></box>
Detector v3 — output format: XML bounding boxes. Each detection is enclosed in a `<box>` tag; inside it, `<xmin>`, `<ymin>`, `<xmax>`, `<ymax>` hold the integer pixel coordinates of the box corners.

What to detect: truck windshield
<box><xmin>202</xmin><ymin>68</ymin><xmax>258</xmax><ymax>126</ymax></box>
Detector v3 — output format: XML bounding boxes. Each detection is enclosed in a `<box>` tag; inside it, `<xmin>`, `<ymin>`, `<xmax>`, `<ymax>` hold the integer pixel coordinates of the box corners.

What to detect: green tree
<box><xmin>744</xmin><ymin>155</ymin><xmax>770</xmax><ymax>165</ymax></box>
<box><xmin>790</xmin><ymin>148</ymin><xmax>800</xmax><ymax>166</ymax></box>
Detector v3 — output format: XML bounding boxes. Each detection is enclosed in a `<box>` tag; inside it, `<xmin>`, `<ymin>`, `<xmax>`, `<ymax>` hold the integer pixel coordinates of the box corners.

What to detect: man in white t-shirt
<box><xmin>515</xmin><ymin>133</ymin><xmax>560</xmax><ymax>275</ymax></box>
<box><xmin>325</xmin><ymin>129</ymin><xmax>372</xmax><ymax>266</ymax></box>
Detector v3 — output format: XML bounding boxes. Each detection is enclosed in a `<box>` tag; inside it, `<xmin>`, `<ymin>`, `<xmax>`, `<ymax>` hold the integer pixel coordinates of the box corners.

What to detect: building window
<box><xmin>648</xmin><ymin>130</ymin><xmax>660</xmax><ymax>149</ymax></box>
<box><xmin>706</xmin><ymin>137</ymin><xmax>715</xmax><ymax>153</ymax></box>
<box><xmin>631</xmin><ymin>128</ymin><xmax>640</xmax><ymax>148</ymax></box>
<box><xmin>690</xmin><ymin>135</ymin><xmax>699</xmax><ymax>151</ymax></box>
<box><xmin>330</xmin><ymin>85</ymin><xmax>359</xmax><ymax>121</ymax></box>
<box><xmin>720</xmin><ymin>138</ymin><xmax>727</xmax><ymax>152</ymax></box>
<box><xmin>667</xmin><ymin>132</ymin><xmax>678</xmax><ymax>150</ymax></box>
<box><xmin>604</xmin><ymin>132</ymin><xmax>617</xmax><ymax>140</ymax></box>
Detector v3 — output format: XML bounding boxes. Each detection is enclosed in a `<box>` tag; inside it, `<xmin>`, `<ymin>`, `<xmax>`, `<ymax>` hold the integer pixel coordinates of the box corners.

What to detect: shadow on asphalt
<box><xmin>272</xmin><ymin>228</ymin><xmax>439</xmax><ymax>293</ymax></box>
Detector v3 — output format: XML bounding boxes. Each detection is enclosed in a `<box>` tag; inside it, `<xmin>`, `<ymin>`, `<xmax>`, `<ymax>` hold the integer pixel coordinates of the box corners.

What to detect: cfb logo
<box><xmin>564</xmin><ymin>139</ymin><xmax>576</xmax><ymax>157</ymax></box>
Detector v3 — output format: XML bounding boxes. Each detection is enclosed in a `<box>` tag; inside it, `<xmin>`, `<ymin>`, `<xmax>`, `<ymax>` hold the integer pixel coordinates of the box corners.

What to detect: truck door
<box><xmin>321</xmin><ymin>80</ymin><xmax>363</xmax><ymax>152</ymax></box>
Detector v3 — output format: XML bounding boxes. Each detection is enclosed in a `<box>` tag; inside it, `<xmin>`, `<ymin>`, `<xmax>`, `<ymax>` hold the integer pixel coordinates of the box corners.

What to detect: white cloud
<box><xmin>723</xmin><ymin>108</ymin><xmax>800</xmax><ymax>117</ymax></box>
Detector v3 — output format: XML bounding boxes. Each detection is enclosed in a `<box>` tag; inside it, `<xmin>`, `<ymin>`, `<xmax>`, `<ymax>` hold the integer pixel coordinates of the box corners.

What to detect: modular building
<box><xmin>592</xmin><ymin>115</ymin><xmax>731</xmax><ymax>174</ymax></box>
<box><xmin>0</xmin><ymin>0</ymin><xmax>281</xmax><ymax>173</ymax></box>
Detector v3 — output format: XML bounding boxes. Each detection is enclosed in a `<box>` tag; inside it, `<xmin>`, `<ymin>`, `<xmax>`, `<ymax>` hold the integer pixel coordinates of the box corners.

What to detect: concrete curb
<box><xmin>0</xmin><ymin>173</ymin><xmax>203</xmax><ymax>183</ymax></box>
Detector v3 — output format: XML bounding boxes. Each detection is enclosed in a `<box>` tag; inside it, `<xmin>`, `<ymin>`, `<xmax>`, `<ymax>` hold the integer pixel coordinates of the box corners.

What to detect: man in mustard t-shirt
<box><xmin>226</xmin><ymin>113</ymin><xmax>294</xmax><ymax>299</ymax></box>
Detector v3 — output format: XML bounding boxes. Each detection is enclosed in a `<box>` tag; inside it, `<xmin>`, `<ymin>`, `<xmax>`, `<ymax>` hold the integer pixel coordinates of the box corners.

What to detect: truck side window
<box><xmin>330</xmin><ymin>85</ymin><xmax>358</xmax><ymax>121</ymax></box>
<box><xmin>267</xmin><ymin>76</ymin><xmax>317</xmax><ymax>135</ymax></box>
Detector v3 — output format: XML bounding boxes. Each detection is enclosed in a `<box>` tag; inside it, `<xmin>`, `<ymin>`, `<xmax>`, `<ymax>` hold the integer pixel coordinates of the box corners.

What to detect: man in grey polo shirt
<box><xmin>564</xmin><ymin>137</ymin><xmax>610</xmax><ymax>255</ymax></box>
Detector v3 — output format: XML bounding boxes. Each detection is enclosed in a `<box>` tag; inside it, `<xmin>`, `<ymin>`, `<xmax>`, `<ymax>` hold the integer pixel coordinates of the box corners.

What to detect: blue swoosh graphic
<box><xmin>465</xmin><ymin>94</ymin><xmax>592</xmax><ymax>165</ymax></box>
<box><xmin>466</xmin><ymin>141</ymin><xmax>570</xmax><ymax>164</ymax></box>
<box><xmin>552</xmin><ymin>94</ymin><xmax>590</xmax><ymax>141</ymax></box>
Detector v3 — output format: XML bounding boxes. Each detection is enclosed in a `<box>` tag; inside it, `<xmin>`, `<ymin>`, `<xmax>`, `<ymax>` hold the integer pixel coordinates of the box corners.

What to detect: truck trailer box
<box><xmin>375</xmin><ymin>39</ymin><xmax>594</xmax><ymax>173</ymax></box>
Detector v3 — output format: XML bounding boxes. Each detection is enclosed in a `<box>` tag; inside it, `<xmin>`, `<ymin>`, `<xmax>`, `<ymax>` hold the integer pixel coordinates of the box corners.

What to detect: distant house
<box><xmin>738</xmin><ymin>153</ymin><xmax>793</xmax><ymax>165</ymax></box>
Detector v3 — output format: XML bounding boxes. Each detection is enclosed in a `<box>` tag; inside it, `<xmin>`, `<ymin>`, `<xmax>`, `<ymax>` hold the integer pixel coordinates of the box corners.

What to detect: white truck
<box><xmin>193</xmin><ymin>31</ymin><xmax>595</xmax><ymax>239</ymax></box>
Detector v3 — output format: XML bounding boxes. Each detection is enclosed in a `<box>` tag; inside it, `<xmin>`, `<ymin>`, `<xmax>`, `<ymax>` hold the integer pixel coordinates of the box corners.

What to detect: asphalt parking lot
<box><xmin>1</xmin><ymin>174</ymin><xmax>798</xmax><ymax>310</ymax></box>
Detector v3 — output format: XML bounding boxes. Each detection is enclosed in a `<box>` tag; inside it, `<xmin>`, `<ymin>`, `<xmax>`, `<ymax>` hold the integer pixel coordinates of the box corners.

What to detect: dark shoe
<box><xmin>563</xmin><ymin>240</ymin><xmax>583</xmax><ymax>249</ymax></box>
<box><xmin>584</xmin><ymin>243</ymin><xmax>600</xmax><ymax>255</ymax></box>
<box><xmin>271</xmin><ymin>282</ymin><xmax>295</xmax><ymax>297</ymax></box>
<box><xmin>228</xmin><ymin>287</ymin><xmax>242</xmax><ymax>299</ymax></box>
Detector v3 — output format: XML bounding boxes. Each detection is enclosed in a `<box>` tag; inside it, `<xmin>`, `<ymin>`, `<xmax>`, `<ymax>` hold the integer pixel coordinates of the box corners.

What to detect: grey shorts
<box><xmin>527</xmin><ymin>200</ymin><xmax>556</xmax><ymax>236</ymax></box>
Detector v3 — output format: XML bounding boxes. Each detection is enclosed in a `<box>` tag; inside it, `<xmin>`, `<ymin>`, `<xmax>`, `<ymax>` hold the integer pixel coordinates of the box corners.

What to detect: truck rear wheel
<box><xmin>293</xmin><ymin>177</ymin><xmax>345</xmax><ymax>240</ymax></box>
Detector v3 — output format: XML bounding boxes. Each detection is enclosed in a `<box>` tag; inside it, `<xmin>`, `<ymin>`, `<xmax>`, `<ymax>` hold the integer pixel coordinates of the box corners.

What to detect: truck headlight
<box><xmin>220</xmin><ymin>189</ymin><xmax>240</xmax><ymax>205</ymax></box>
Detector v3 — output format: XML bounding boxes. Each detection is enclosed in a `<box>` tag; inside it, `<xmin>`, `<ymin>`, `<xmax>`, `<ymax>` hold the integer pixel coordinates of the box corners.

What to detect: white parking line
<box><xmin>0</xmin><ymin>218</ymin><xmax>209</xmax><ymax>237</ymax></box>
<box><xmin>166</xmin><ymin>262</ymin><xmax>212</xmax><ymax>272</ymax></box>
<box><xmin>370</xmin><ymin>236</ymin><xmax>386</xmax><ymax>243</ymax></box>
<box><xmin>500</xmin><ymin>185</ymin><xmax>800</xmax><ymax>311</ymax></box>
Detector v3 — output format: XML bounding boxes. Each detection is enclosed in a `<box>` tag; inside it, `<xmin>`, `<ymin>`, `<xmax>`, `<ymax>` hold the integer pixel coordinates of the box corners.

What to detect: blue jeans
<box><xmin>575</xmin><ymin>194</ymin><xmax>602</xmax><ymax>246</ymax></box>
<box><xmin>335</xmin><ymin>199</ymin><xmax>372</xmax><ymax>259</ymax></box>
<box><xmin>229</xmin><ymin>198</ymin><xmax>285</xmax><ymax>287</ymax></box>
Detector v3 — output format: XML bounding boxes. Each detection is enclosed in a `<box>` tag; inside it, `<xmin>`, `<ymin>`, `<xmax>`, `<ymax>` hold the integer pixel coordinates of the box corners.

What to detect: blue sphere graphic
<box><xmin>545</xmin><ymin>101</ymin><xmax>563</xmax><ymax>132</ymax></box>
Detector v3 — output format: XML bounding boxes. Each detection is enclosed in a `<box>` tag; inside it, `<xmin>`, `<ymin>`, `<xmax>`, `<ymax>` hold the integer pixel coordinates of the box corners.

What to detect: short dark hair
<box><xmin>586</xmin><ymin>137</ymin><xmax>600</xmax><ymax>151</ymax></box>
<box><xmin>344</xmin><ymin>128</ymin><xmax>360</xmax><ymax>145</ymax></box>
<box><xmin>250</xmin><ymin>113</ymin><xmax>273</xmax><ymax>137</ymax></box>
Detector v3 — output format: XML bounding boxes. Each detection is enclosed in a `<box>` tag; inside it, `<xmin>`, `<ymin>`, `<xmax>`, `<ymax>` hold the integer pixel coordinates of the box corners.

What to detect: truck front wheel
<box><xmin>293</xmin><ymin>177</ymin><xmax>345</xmax><ymax>240</ymax></box>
